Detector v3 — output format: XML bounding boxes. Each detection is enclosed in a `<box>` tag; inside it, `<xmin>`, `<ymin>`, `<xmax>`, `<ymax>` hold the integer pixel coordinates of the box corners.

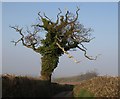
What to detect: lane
<box><xmin>53</xmin><ymin>91</ymin><xmax>73</xmax><ymax>97</ymax></box>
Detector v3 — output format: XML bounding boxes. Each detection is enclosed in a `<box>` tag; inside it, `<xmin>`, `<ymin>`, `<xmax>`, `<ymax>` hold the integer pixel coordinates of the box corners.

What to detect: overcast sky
<box><xmin>2</xmin><ymin>2</ymin><xmax>118</xmax><ymax>78</ymax></box>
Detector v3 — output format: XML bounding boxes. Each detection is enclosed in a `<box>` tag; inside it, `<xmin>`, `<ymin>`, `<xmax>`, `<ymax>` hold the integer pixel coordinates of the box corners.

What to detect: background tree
<box><xmin>10</xmin><ymin>8</ymin><xmax>97</xmax><ymax>82</ymax></box>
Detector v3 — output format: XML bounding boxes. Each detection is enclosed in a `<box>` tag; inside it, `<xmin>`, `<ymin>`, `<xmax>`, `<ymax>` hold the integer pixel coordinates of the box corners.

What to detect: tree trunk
<box><xmin>40</xmin><ymin>54</ymin><xmax>59</xmax><ymax>82</ymax></box>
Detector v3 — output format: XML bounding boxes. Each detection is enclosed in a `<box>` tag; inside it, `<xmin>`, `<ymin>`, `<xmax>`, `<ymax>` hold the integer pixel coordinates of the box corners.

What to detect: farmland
<box><xmin>1</xmin><ymin>73</ymin><xmax>120</xmax><ymax>98</ymax></box>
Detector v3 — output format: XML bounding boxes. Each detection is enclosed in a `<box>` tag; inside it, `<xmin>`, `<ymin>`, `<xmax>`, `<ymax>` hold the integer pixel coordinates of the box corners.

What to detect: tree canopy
<box><xmin>11</xmin><ymin>7</ymin><xmax>97</xmax><ymax>63</ymax></box>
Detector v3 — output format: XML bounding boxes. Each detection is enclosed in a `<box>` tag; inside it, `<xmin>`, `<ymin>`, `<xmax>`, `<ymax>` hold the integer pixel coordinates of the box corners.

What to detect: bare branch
<box><xmin>57</xmin><ymin>8</ymin><xmax>62</xmax><ymax>19</ymax></box>
<box><xmin>76</xmin><ymin>7</ymin><xmax>80</xmax><ymax>19</ymax></box>
<box><xmin>77</xmin><ymin>45</ymin><xmax>97</xmax><ymax>60</ymax></box>
<box><xmin>55</xmin><ymin>7</ymin><xmax>80</xmax><ymax>31</ymax></box>
<box><xmin>68</xmin><ymin>7</ymin><xmax>80</xmax><ymax>24</ymax></box>
<box><xmin>90</xmin><ymin>37</ymin><xmax>95</xmax><ymax>41</ymax></box>
<box><xmin>55</xmin><ymin>8</ymin><xmax>62</xmax><ymax>25</ymax></box>
<box><xmin>65</xmin><ymin>10</ymin><xmax>69</xmax><ymax>22</ymax></box>
<box><xmin>31</xmin><ymin>24</ymin><xmax>44</xmax><ymax>28</ymax></box>
<box><xmin>80</xmin><ymin>36</ymin><xmax>91</xmax><ymax>43</ymax></box>
<box><xmin>43</xmin><ymin>12</ymin><xmax>52</xmax><ymax>22</ymax></box>
<box><xmin>56</xmin><ymin>42</ymin><xmax>80</xmax><ymax>63</ymax></box>
<box><xmin>38</xmin><ymin>12</ymin><xmax>43</xmax><ymax>19</ymax></box>
<box><xmin>10</xmin><ymin>26</ymin><xmax>40</xmax><ymax>53</ymax></box>
<box><xmin>80</xmin><ymin>43</ymin><xmax>87</xmax><ymax>50</ymax></box>
<box><xmin>73</xmin><ymin>30</ymin><xmax>81</xmax><ymax>32</ymax></box>
<box><xmin>11</xmin><ymin>39</ymin><xmax>21</xmax><ymax>46</ymax></box>
<box><xmin>10</xmin><ymin>26</ymin><xmax>24</xmax><ymax>45</ymax></box>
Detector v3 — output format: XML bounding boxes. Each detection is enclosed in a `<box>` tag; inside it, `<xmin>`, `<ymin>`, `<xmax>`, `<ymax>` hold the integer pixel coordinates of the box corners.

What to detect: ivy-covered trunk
<box><xmin>40</xmin><ymin>54</ymin><xmax>59</xmax><ymax>82</ymax></box>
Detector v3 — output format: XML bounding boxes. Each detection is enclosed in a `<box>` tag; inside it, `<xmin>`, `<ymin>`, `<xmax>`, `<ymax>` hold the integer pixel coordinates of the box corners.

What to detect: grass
<box><xmin>76</xmin><ymin>89</ymin><xmax>94</xmax><ymax>98</ymax></box>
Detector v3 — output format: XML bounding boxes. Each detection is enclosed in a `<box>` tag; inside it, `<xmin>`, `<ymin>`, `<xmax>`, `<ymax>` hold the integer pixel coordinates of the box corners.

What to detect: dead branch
<box><xmin>68</xmin><ymin>7</ymin><xmax>80</xmax><ymax>25</ymax></box>
<box><xmin>65</xmin><ymin>10</ymin><xmax>69</xmax><ymax>22</ymax></box>
<box><xmin>55</xmin><ymin>8</ymin><xmax>62</xmax><ymax>25</ymax></box>
<box><xmin>43</xmin><ymin>12</ymin><xmax>52</xmax><ymax>22</ymax></box>
<box><xmin>31</xmin><ymin>24</ymin><xmax>44</xmax><ymax>28</ymax></box>
<box><xmin>80</xmin><ymin>43</ymin><xmax>87</xmax><ymax>50</ymax></box>
<box><xmin>57</xmin><ymin>8</ymin><xmax>62</xmax><ymax>19</ymax></box>
<box><xmin>38</xmin><ymin>12</ymin><xmax>43</xmax><ymax>19</ymax></box>
<box><xmin>10</xmin><ymin>26</ymin><xmax>40</xmax><ymax>53</ymax></box>
<box><xmin>10</xmin><ymin>26</ymin><xmax>24</xmax><ymax>45</ymax></box>
<box><xmin>77</xmin><ymin>45</ymin><xmax>97</xmax><ymax>60</ymax></box>
<box><xmin>11</xmin><ymin>39</ymin><xmax>21</xmax><ymax>46</ymax></box>
<box><xmin>56</xmin><ymin>42</ymin><xmax>80</xmax><ymax>63</ymax></box>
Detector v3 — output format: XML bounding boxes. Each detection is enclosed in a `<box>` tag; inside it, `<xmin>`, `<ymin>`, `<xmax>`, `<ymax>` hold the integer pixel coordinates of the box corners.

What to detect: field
<box><xmin>1</xmin><ymin>72</ymin><xmax>120</xmax><ymax>98</ymax></box>
<box><xmin>52</xmin><ymin>71</ymin><xmax>98</xmax><ymax>84</ymax></box>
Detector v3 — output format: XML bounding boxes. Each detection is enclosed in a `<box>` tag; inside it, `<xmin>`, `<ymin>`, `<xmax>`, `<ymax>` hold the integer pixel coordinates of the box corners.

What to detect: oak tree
<box><xmin>11</xmin><ymin>8</ymin><xmax>97</xmax><ymax>82</ymax></box>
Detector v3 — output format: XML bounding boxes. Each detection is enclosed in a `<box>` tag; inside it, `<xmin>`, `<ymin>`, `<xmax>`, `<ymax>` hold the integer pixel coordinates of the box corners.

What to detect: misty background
<box><xmin>2</xmin><ymin>2</ymin><xmax>118</xmax><ymax>78</ymax></box>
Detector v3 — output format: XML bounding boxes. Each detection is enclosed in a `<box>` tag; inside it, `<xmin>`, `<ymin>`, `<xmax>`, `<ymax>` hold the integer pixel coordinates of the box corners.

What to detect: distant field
<box><xmin>1</xmin><ymin>73</ymin><xmax>120</xmax><ymax>98</ymax></box>
<box><xmin>52</xmin><ymin>71</ymin><xmax>98</xmax><ymax>84</ymax></box>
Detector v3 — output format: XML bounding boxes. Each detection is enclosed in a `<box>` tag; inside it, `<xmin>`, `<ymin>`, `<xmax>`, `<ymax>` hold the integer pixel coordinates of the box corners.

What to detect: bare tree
<box><xmin>10</xmin><ymin>8</ymin><xmax>97</xmax><ymax>82</ymax></box>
